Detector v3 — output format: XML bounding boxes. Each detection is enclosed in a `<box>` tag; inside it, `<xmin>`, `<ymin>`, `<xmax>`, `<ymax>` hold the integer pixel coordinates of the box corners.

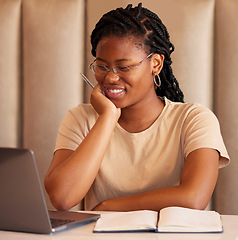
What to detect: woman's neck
<box><xmin>118</xmin><ymin>97</ymin><xmax>164</xmax><ymax>133</ymax></box>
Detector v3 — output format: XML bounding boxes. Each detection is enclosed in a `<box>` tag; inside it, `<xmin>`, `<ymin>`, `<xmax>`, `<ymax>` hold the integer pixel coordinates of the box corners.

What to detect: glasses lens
<box><xmin>89</xmin><ymin>53</ymin><xmax>153</xmax><ymax>77</ymax></box>
<box><xmin>115</xmin><ymin>66</ymin><xmax>130</xmax><ymax>74</ymax></box>
<box><xmin>91</xmin><ymin>62</ymin><xmax>108</xmax><ymax>77</ymax></box>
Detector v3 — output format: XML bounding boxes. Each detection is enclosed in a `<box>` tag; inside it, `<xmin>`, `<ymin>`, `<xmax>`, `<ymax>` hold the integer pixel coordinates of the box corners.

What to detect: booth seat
<box><xmin>0</xmin><ymin>0</ymin><xmax>237</xmax><ymax>214</ymax></box>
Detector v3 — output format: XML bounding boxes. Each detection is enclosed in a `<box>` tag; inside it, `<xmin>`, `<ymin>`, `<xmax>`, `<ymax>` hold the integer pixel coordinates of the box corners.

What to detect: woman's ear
<box><xmin>152</xmin><ymin>54</ymin><xmax>164</xmax><ymax>74</ymax></box>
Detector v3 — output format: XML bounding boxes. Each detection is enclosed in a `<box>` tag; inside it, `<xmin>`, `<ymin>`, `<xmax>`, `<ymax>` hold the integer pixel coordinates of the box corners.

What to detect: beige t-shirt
<box><xmin>55</xmin><ymin>98</ymin><xmax>230</xmax><ymax>210</ymax></box>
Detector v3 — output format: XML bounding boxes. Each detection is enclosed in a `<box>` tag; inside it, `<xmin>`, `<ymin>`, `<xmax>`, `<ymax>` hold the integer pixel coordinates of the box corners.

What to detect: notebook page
<box><xmin>94</xmin><ymin>210</ymin><xmax>158</xmax><ymax>232</ymax></box>
<box><xmin>157</xmin><ymin>207</ymin><xmax>222</xmax><ymax>232</ymax></box>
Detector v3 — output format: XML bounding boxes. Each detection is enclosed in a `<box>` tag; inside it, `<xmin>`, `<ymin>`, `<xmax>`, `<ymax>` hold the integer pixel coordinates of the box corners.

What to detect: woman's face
<box><xmin>95</xmin><ymin>35</ymin><xmax>160</xmax><ymax>109</ymax></box>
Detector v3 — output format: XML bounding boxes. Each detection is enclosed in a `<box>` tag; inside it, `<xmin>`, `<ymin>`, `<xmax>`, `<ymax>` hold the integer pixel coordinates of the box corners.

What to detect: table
<box><xmin>1</xmin><ymin>215</ymin><xmax>238</xmax><ymax>240</ymax></box>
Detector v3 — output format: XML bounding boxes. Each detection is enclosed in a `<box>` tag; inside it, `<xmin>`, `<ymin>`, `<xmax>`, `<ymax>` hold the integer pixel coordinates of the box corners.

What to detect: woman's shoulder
<box><xmin>69</xmin><ymin>103</ymin><xmax>97</xmax><ymax>116</ymax></box>
<box><xmin>164</xmin><ymin>97</ymin><xmax>215</xmax><ymax>116</ymax></box>
<box><xmin>163</xmin><ymin>97</ymin><xmax>219</xmax><ymax>127</ymax></box>
<box><xmin>63</xmin><ymin>103</ymin><xmax>98</xmax><ymax>125</ymax></box>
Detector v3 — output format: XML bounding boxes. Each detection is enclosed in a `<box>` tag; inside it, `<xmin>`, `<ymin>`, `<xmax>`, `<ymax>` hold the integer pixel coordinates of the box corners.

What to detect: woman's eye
<box><xmin>97</xmin><ymin>64</ymin><xmax>108</xmax><ymax>71</ymax></box>
<box><xmin>117</xmin><ymin>66</ymin><xmax>130</xmax><ymax>72</ymax></box>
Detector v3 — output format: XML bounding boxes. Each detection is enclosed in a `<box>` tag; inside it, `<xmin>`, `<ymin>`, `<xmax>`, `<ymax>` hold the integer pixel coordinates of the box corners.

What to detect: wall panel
<box><xmin>214</xmin><ymin>0</ymin><xmax>238</xmax><ymax>214</ymax></box>
<box><xmin>0</xmin><ymin>0</ymin><xmax>236</xmax><ymax>213</ymax></box>
<box><xmin>22</xmin><ymin>0</ymin><xmax>84</xmax><ymax>209</ymax></box>
<box><xmin>0</xmin><ymin>0</ymin><xmax>22</xmax><ymax>147</ymax></box>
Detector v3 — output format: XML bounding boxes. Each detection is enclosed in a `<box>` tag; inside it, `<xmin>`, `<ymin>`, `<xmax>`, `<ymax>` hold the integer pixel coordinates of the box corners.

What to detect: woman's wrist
<box><xmin>99</xmin><ymin>108</ymin><xmax>121</xmax><ymax>125</ymax></box>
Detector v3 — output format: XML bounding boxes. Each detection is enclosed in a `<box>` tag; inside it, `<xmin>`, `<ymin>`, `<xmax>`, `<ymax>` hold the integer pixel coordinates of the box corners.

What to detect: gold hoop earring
<box><xmin>153</xmin><ymin>74</ymin><xmax>161</xmax><ymax>88</ymax></box>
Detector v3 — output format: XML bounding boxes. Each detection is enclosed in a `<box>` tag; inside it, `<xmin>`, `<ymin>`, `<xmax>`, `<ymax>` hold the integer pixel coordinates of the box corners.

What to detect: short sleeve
<box><xmin>54</xmin><ymin>104</ymin><xmax>98</xmax><ymax>152</ymax></box>
<box><xmin>182</xmin><ymin>106</ymin><xmax>230</xmax><ymax>168</ymax></box>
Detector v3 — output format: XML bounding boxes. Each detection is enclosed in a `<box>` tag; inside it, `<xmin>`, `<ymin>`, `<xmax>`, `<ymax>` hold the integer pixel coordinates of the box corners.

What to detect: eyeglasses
<box><xmin>89</xmin><ymin>52</ymin><xmax>153</xmax><ymax>78</ymax></box>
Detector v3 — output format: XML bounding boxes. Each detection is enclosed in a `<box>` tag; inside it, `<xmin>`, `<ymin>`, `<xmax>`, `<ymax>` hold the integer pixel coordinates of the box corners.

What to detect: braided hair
<box><xmin>90</xmin><ymin>3</ymin><xmax>184</xmax><ymax>102</ymax></box>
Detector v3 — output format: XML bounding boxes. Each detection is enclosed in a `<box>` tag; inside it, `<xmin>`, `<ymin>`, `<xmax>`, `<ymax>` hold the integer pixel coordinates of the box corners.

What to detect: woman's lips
<box><xmin>108</xmin><ymin>88</ymin><xmax>124</xmax><ymax>94</ymax></box>
<box><xmin>104</xmin><ymin>87</ymin><xmax>126</xmax><ymax>99</ymax></box>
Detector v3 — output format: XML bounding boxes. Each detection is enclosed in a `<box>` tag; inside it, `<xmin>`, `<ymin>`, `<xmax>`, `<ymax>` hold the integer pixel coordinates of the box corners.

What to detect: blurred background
<box><xmin>0</xmin><ymin>0</ymin><xmax>237</xmax><ymax>214</ymax></box>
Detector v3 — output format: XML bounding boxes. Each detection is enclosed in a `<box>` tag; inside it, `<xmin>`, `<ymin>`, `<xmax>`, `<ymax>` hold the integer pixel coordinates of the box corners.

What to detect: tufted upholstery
<box><xmin>0</xmin><ymin>0</ymin><xmax>85</xmax><ymax>210</ymax></box>
<box><xmin>0</xmin><ymin>0</ymin><xmax>237</xmax><ymax>214</ymax></box>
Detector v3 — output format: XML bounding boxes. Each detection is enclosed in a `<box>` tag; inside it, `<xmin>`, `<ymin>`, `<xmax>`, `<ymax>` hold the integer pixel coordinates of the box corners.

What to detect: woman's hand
<box><xmin>92</xmin><ymin>201</ymin><xmax>106</xmax><ymax>211</ymax></box>
<box><xmin>92</xmin><ymin>196</ymin><xmax>136</xmax><ymax>212</ymax></box>
<box><xmin>92</xmin><ymin>198</ymin><xmax>117</xmax><ymax>211</ymax></box>
<box><xmin>90</xmin><ymin>84</ymin><xmax>121</xmax><ymax>121</ymax></box>
<box><xmin>45</xmin><ymin>84</ymin><xmax>122</xmax><ymax>211</ymax></box>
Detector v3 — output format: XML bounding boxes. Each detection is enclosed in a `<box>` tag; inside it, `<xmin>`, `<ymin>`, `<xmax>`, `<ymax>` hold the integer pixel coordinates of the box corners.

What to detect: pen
<box><xmin>80</xmin><ymin>73</ymin><xmax>94</xmax><ymax>89</ymax></box>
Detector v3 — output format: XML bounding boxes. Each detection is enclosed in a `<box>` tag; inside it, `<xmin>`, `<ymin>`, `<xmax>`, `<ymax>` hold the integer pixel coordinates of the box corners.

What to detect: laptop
<box><xmin>0</xmin><ymin>147</ymin><xmax>100</xmax><ymax>234</ymax></box>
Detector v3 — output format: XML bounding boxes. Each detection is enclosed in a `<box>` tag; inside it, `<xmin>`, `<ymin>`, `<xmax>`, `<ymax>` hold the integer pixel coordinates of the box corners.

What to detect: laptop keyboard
<box><xmin>50</xmin><ymin>218</ymin><xmax>75</xmax><ymax>228</ymax></box>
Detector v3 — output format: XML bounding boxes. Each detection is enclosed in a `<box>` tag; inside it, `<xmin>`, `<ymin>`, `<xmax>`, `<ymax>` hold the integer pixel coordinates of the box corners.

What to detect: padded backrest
<box><xmin>0</xmin><ymin>0</ymin><xmax>237</xmax><ymax>213</ymax></box>
<box><xmin>0</xmin><ymin>0</ymin><xmax>22</xmax><ymax>147</ymax></box>
<box><xmin>22</xmin><ymin>0</ymin><xmax>84</xmax><ymax>209</ymax></box>
<box><xmin>0</xmin><ymin>0</ymin><xmax>85</xmax><ymax>210</ymax></box>
<box><xmin>213</xmin><ymin>0</ymin><xmax>238</xmax><ymax>214</ymax></box>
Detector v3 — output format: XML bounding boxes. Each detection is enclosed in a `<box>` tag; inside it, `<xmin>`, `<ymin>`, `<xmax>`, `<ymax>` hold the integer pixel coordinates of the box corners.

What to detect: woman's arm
<box><xmin>92</xmin><ymin>148</ymin><xmax>219</xmax><ymax>211</ymax></box>
<box><xmin>44</xmin><ymin>85</ymin><xmax>121</xmax><ymax>210</ymax></box>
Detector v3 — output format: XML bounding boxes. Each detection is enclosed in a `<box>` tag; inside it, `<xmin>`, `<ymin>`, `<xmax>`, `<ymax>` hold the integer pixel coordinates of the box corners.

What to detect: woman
<box><xmin>44</xmin><ymin>3</ymin><xmax>229</xmax><ymax>211</ymax></box>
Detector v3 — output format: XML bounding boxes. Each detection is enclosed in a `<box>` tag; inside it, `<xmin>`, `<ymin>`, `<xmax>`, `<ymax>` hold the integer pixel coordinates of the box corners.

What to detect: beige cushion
<box><xmin>0</xmin><ymin>0</ymin><xmax>236</xmax><ymax>213</ymax></box>
<box><xmin>22</xmin><ymin>0</ymin><xmax>85</xmax><ymax>209</ymax></box>
<box><xmin>213</xmin><ymin>0</ymin><xmax>238</xmax><ymax>214</ymax></box>
<box><xmin>0</xmin><ymin>0</ymin><xmax>21</xmax><ymax>147</ymax></box>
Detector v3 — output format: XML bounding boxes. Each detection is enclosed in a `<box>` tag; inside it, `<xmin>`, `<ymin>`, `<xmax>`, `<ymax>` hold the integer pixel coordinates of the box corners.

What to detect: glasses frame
<box><xmin>89</xmin><ymin>52</ymin><xmax>154</xmax><ymax>77</ymax></box>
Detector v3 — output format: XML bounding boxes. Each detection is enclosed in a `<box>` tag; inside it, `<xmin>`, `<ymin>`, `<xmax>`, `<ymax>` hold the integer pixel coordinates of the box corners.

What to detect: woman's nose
<box><xmin>105</xmin><ymin>69</ymin><xmax>120</xmax><ymax>83</ymax></box>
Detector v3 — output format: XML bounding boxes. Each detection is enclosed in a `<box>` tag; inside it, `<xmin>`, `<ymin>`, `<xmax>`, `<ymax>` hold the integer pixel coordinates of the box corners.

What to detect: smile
<box><xmin>105</xmin><ymin>87</ymin><xmax>126</xmax><ymax>99</ymax></box>
<box><xmin>108</xmin><ymin>88</ymin><xmax>124</xmax><ymax>94</ymax></box>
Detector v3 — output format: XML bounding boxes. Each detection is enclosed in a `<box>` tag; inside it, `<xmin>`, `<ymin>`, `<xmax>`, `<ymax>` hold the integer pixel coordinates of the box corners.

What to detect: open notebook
<box><xmin>93</xmin><ymin>207</ymin><xmax>223</xmax><ymax>233</ymax></box>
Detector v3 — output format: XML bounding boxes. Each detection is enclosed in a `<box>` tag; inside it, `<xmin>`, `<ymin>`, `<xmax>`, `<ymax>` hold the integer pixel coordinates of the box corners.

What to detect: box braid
<box><xmin>90</xmin><ymin>3</ymin><xmax>184</xmax><ymax>102</ymax></box>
